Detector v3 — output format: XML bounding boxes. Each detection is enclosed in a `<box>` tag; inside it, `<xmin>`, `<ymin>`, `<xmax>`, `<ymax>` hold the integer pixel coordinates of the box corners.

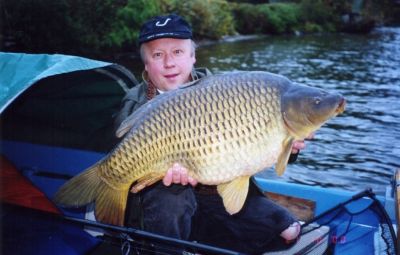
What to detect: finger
<box><xmin>163</xmin><ymin>169</ymin><xmax>173</xmax><ymax>186</ymax></box>
<box><xmin>188</xmin><ymin>176</ymin><xmax>198</xmax><ymax>187</ymax></box>
<box><xmin>292</xmin><ymin>140</ymin><xmax>306</xmax><ymax>150</ymax></box>
<box><xmin>291</xmin><ymin>147</ymin><xmax>299</xmax><ymax>154</ymax></box>
<box><xmin>178</xmin><ymin>164</ymin><xmax>188</xmax><ymax>175</ymax></box>
<box><xmin>280</xmin><ymin>222</ymin><xmax>301</xmax><ymax>241</ymax></box>
<box><xmin>180</xmin><ymin>173</ymin><xmax>188</xmax><ymax>185</ymax></box>
<box><xmin>306</xmin><ymin>132</ymin><xmax>315</xmax><ymax>140</ymax></box>
<box><xmin>291</xmin><ymin>140</ymin><xmax>305</xmax><ymax>154</ymax></box>
<box><xmin>177</xmin><ymin>165</ymin><xmax>188</xmax><ymax>185</ymax></box>
<box><xmin>172</xmin><ymin>168</ymin><xmax>181</xmax><ymax>184</ymax></box>
<box><xmin>172</xmin><ymin>163</ymin><xmax>180</xmax><ymax>170</ymax></box>
<box><xmin>170</xmin><ymin>163</ymin><xmax>180</xmax><ymax>184</ymax></box>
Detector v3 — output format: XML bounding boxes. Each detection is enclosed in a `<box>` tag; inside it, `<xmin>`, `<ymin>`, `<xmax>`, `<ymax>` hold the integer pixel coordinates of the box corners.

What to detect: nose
<box><xmin>164</xmin><ymin>53</ymin><xmax>175</xmax><ymax>68</ymax></box>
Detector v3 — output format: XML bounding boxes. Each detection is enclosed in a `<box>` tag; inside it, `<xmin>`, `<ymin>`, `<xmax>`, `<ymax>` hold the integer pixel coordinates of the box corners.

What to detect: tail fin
<box><xmin>54</xmin><ymin>163</ymin><xmax>130</xmax><ymax>226</ymax></box>
<box><xmin>95</xmin><ymin>183</ymin><xmax>129</xmax><ymax>226</ymax></box>
<box><xmin>54</xmin><ymin>164</ymin><xmax>101</xmax><ymax>207</ymax></box>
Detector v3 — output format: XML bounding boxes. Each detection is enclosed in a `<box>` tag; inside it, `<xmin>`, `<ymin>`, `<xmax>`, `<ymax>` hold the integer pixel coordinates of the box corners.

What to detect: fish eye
<box><xmin>314</xmin><ymin>97</ymin><xmax>321</xmax><ymax>105</ymax></box>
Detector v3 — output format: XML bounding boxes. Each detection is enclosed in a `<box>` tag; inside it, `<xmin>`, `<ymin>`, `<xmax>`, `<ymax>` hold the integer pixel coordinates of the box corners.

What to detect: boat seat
<box><xmin>264</xmin><ymin>223</ymin><xmax>330</xmax><ymax>255</ymax></box>
<box><xmin>265</xmin><ymin>191</ymin><xmax>316</xmax><ymax>222</ymax></box>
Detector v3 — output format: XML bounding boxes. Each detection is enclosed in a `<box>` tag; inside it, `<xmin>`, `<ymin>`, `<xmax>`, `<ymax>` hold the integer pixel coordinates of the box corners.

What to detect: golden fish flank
<box><xmin>54</xmin><ymin>71</ymin><xmax>345</xmax><ymax>226</ymax></box>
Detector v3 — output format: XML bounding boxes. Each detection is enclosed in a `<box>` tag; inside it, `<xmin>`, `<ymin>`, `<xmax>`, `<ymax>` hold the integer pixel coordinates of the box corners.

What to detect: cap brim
<box><xmin>139</xmin><ymin>32</ymin><xmax>192</xmax><ymax>44</ymax></box>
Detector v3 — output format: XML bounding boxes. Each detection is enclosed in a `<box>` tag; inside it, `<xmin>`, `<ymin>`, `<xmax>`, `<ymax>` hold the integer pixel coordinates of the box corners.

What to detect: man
<box><xmin>115</xmin><ymin>14</ymin><xmax>307</xmax><ymax>254</ymax></box>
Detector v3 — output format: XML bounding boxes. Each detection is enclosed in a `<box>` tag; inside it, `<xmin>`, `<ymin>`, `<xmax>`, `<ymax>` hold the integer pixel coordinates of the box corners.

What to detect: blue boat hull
<box><xmin>1</xmin><ymin>140</ymin><xmax>397</xmax><ymax>255</ymax></box>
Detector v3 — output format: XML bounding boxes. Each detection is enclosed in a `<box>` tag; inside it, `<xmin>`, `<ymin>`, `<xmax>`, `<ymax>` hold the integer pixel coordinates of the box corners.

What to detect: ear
<box><xmin>192</xmin><ymin>53</ymin><xmax>196</xmax><ymax>65</ymax></box>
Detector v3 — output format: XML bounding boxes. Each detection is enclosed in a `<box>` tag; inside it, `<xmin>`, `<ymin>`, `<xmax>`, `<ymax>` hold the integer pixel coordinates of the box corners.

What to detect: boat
<box><xmin>0</xmin><ymin>52</ymin><xmax>398</xmax><ymax>255</ymax></box>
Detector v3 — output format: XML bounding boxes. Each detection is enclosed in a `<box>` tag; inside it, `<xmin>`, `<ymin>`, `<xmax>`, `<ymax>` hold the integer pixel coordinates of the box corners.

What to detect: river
<box><xmin>194</xmin><ymin>27</ymin><xmax>400</xmax><ymax>195</ymax></box>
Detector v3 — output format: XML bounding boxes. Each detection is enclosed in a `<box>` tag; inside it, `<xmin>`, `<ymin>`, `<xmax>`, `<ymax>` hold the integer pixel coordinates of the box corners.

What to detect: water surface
<box><xmin>195</xmin><ymin>27</ymin><xmax>400</xmax><ymax>195</ymax></box>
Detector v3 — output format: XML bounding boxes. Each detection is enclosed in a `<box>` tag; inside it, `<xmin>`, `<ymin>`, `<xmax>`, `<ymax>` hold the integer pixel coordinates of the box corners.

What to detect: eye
<box><xmin>314</xmin><ymin>97</ymin><xmax>321</xmax><ymax>105</ymax></box>
<box><xmin>174</xmin><ymin>49</ymin><xmax>183</xmax><ymax>55</ymax></box>
<box><xmin>152</xmin><ymin>52</ymin><xmax>163</xmax><ymax>59</ymax></box>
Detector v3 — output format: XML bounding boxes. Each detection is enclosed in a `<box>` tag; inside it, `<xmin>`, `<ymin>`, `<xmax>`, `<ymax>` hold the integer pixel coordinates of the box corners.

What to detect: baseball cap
<box><xmin>138</xmin><ymin>14</ymin><xmax>193</xmax><ymax>44</ymax></box>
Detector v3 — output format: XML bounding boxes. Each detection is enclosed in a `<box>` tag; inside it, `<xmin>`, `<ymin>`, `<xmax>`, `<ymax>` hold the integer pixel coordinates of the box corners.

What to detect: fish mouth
<box><xmin>336</xmin><ymin>98</ymin><xmax>346</xmax><ymax>114</ymax></box>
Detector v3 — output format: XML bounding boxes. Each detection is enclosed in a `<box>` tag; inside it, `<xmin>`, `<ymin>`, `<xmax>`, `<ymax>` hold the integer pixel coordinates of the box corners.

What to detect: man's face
<box><xmin>142</xmin><ymin>38</ymin><xmax>196</xmax><ymax>91</ymax></box>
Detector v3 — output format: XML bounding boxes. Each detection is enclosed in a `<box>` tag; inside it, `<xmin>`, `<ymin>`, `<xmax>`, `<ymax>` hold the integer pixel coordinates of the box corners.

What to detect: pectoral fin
<box><xmin>130</xmin><ymin>172</ymin><xmax>165</xmax><ymax>193</ymax></box>
<box><xmin>217</xmin><ymin>176</ymin><xmax>250</xmax><ymax>215</ymax></box>
<box><xmin>275</xmin><ymin>137</ymin><xmax>294</xmax><ymax>176</ymax></box>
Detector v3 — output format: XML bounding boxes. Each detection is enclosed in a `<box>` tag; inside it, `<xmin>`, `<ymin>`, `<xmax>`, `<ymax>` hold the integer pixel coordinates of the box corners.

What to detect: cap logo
<box><xmin>155</xmin><ymin>18</ymin><xmax>171</xmax><ymax>27</ymax></box>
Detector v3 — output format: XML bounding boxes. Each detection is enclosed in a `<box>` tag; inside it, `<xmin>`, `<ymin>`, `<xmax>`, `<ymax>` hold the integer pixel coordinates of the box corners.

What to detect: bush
<box><xmin>303</xmin><ymin>22</ymin><xmax>323</xmax><ymax>33</ymax></box>
<box><xmin>106</xmin><ymin>0</ymin><xmax>162</xmax><ymax>49</ymax></box>
<box><xmin>261</xmin><ymin>3</ymin><xmax>301</xmax><ymax>33</ymax></box>
<box><xmin>232</xmin><ymin>3</ymin><xmax>301</xmax><ymax>34</ymax></box>
<box><xmin>231</xmin><ymin>3</ymin><xmax>262</xmax><ymax>34</ymax></box>
<box><xmin>298</xmin><ymin>0</ymin><xmax>338</xmax><ymax>32</ymax></box>
<box><xmin>165</xmin><ymin>0</ymin><xmax>236</xmax><ymax>39</ymax></box>
<box><xmin>67</xmin><ymin>0</ymin><xmax>128</xmax><ymax>52</ymax></box>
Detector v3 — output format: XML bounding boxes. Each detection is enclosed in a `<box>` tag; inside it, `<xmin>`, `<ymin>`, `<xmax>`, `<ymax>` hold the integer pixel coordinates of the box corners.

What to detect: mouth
<box><xmin>336</xmin><ymin>98</ymin><xmax>346</xmax><ymax>114</ymax></box>
<box><xmin>164</xmin><ymin>73</ymin><xmax>179</xmax><ymax>79</ymax></box>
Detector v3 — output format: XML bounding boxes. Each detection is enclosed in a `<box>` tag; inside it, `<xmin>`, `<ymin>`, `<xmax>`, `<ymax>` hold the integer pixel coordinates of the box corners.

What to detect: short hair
<box><xmin>140</xmin><ymin>39</ymin><xmax>197</xmax><ymax>64</ymax></box>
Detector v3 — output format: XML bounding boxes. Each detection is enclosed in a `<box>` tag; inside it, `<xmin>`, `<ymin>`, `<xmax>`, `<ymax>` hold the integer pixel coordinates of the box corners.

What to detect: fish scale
<box><xmin>130</xmin><ymin>77</ymin><xmax>274</xmax><ymax>183</ymax></box>
<box><xmin>54</xmin><ymin>71</ymin><xmax>345</xmax><ymax>226</ymax></box>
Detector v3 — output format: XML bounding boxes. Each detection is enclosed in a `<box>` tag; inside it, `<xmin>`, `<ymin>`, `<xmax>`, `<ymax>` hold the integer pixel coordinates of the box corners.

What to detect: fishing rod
<box><xmin>2</xmin><ymin>201</ymin><xmax>243</xmax><ymax>255</ymax></box>
<box><xmin>14</xmin><ymin>168</ymin><xmax>242</xmax><ymax>254</ymax></box>
<box><xmin>64</xmin><ymin>215</ymin><xmax>244</xmax><ymax>255</ymax></box>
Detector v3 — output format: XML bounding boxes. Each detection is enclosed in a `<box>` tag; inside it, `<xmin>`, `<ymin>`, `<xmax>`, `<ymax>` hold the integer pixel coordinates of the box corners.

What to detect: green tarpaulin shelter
<box><xmin>0</xmin><ymin>52</ymin><xmax>138</xmax><ymax>152</ymax></box>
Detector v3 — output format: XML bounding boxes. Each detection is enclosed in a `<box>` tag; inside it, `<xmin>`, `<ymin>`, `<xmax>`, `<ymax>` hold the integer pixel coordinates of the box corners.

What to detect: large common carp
<box><xmin>54</xmin><ymin>71</ymin><xmax>345</xmax><ymax>226</ymax></box>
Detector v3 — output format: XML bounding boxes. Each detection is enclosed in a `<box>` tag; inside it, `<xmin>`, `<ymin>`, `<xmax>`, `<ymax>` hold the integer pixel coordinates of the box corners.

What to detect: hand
<box><xmin>163</xmin><ymin>163</ymin><xmax>198</xmax><ymax>187</ymax></box>
<box><xmin>280</xmin><ymin>222</ymin><xmax>301</xmax><ymax>241</ymax></box>
<box><xmin>291</xmin><ymin>133</ymin><xmax>315</xmax><ymax>154</ymax></box>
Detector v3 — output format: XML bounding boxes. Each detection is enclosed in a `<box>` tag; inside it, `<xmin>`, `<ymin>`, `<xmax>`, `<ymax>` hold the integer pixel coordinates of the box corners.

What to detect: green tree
<box><xmin>105</xmin><ymin>0</ymin><xmax>162</xmax><ymax>49</ymax></box>
<box><xmin>232</xmin><ymin>2</ymin><xmax>301</xmax><ymax>34</ymax></box>
<box><xmin>66</xmin><ymin>0</ymin><xmax>126</xmax><ymax>52</ymax></box>
<box><xmin>165</xmin><ymin>0</ymin><xmax>236</xmax><ymax>39</ymax></box>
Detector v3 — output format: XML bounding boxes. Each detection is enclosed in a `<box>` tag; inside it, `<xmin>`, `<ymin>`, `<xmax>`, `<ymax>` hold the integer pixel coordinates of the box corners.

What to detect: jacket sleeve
<box><xmin>288</xmin><ymin>152</ymin><xmax>299</xmax><ymax>164</ymax></box>
<box><xmin>113</xmin><ymin>84</ymin><xmax>148</xmax><ymax>134</ymax></box>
